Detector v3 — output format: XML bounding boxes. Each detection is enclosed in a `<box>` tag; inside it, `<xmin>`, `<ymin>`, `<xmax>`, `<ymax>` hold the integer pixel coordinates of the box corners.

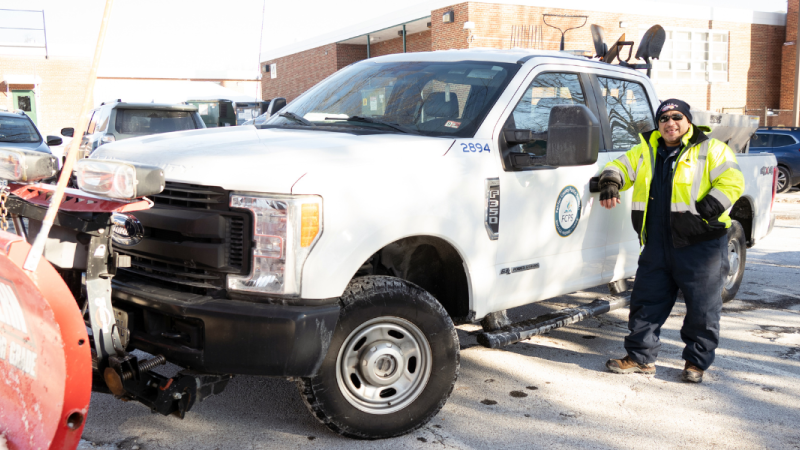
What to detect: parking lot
<box><xmin>77</xmin><ymin>191</ymin><xmax>800</xmax><ymax>450</ymax></box>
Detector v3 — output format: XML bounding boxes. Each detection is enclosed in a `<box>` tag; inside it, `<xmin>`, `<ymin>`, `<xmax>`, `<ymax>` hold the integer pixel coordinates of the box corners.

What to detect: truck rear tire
<box><xmin>297</xmin><ymin>276</ymin><xmax>459</xmax><ymax>439</ymax></box>
<box><xmin>721</xmin><ymin>220</ymin><xmax>746</xmax><ymax>303</ymax></box>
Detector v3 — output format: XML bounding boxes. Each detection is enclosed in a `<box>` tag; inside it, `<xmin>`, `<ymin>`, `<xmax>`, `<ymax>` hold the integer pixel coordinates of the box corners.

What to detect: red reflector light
<box><xmin>771</xmin><ymin>167</ymin><xmax>778</xmax><ymax>212</ymax></box>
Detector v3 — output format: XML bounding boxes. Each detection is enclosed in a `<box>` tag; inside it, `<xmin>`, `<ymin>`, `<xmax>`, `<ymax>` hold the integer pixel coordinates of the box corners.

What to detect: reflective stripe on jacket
<box><xmin>602</xmin><ymin>124</ymin><xmax>745</xmax><ymax>248</ymax></box>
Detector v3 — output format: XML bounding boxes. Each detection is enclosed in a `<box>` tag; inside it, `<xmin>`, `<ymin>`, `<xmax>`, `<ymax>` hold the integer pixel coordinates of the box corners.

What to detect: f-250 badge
<box><xmin>555</xmin><ymin>186</ymin><xmax>581</xmax><ymax>237</ymax></box>
<box><xmin>485</xmin><ymin>178</ymin><xmax>500</xmax><ymax>240</ymax></box>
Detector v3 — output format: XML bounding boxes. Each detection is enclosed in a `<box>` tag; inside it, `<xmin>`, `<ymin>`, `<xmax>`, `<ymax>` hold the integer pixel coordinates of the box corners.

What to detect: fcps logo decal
<box><xmin>555</xmin><ymin>186</ymin><xmax>581</xmax><ymax>237</ymax></box>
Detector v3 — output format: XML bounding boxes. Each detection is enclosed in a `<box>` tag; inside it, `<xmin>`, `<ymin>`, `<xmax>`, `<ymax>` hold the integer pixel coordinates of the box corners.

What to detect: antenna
<box><xmin>542</xmin><ymin>14</ymin><xmax>588</xmax><ymax>51</ymax></box>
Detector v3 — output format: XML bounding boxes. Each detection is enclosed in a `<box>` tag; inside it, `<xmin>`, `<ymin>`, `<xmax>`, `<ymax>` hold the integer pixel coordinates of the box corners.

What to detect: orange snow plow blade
<box><xmin>0</xmin><ymin>231</ymin><xmax>91</xmax><ymax>450</ymax></box>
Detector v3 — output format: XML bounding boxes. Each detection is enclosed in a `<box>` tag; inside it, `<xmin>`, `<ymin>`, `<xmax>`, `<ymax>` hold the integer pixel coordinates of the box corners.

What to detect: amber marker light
<box><xmin>301</xmin><ymin>203</ymin><xmax>320</xmax><ymax>247</ymax></box>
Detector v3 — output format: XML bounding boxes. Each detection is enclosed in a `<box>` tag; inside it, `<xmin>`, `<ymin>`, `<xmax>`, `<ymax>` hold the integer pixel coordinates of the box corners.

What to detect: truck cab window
<box><xmin>503</xmin><ymin>72</ymin><xmax>585</xmax><ymax>163</ymax></box>
<box><xmin>596</xmin><ymin>77</ymin><xmax>654</xmax><ymax>150</ymax></box>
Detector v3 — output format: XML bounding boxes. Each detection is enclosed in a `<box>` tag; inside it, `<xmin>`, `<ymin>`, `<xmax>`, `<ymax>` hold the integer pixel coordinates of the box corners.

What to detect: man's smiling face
<box><xmin>658</xmin><ymin>112</ymin><xmax>690</xmax><ymax>145</ymax></box>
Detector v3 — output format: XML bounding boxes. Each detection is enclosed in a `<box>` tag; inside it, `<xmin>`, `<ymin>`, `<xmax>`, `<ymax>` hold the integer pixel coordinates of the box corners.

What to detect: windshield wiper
<box><xmin>0</xmin><ymin>133</ymin><xmax>35</xmax><ymax>142</ymax></box>
<box><xmin>326</xmin><ymin>115</ymin><xmax>418</xmax><ymax>135</ymax></box>
<box><xmin>279</xmin><ymin>112</ymin><xmax>314</xmax><ymax>126</ymax></box>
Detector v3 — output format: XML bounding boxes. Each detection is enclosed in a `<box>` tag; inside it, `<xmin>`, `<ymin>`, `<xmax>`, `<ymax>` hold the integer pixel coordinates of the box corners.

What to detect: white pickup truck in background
<box><xmin>80</xmin><ymin>37</ymin><xmax>777</xmax><ymax>439</ymax></box>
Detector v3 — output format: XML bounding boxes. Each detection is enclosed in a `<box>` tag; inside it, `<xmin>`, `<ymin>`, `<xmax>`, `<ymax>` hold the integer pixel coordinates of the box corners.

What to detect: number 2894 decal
<box><xmin>461</xmin><ymin>142</ymin><xmax>491</xmax><ymax>153</ymax></box>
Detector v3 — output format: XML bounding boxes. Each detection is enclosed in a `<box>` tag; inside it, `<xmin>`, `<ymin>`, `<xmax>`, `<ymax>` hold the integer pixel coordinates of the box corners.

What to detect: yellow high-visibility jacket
<box><xmin>600</xmin><ymin>125</ymin><xmax>745</xmax><ymax>248</ymax></box>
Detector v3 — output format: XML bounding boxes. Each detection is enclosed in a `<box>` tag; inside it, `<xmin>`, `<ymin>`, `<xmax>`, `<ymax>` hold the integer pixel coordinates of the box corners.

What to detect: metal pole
<box><xmin>367</xmin><ymin>34</ymin><xmax>370</xmax><ymax>58</ymax></box>
<box><xmin>403</xmin><ymin>25</ymin><xmax>406</xmax><ymax>53</ymax></box>
<box><xmin>41</xmin><ymin>10</ymin><xmax>48</xmax><ymax>59</ymax></box>
<box><xmin>795</xmin><ymin>4</ymin><xmax>800</xmax><ymax>126</ymax></box>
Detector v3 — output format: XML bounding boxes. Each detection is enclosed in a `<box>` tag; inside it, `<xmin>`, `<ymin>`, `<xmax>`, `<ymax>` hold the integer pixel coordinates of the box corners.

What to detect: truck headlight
<box><xmin>228</xmin><ymin>193</ymin><xmax>322</xmax><ymax>296</ymax></box>
<box><xmin>75</xmin><ymin>159</ymin><xmax>165</xmax><ymax>199</ymax></box>
<box><xmin>0</xmin><ymin>148</ymin><xmax>57</xmax><ymax>182</ymax></box>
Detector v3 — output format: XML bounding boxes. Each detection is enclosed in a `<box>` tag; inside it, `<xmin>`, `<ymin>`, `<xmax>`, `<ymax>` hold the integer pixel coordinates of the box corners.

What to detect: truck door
<box><xmin>490</xmin><ymin>68</ymin><xmax>608</xmax><ymax>312</ymax></box>
<box><xmin>589</xmin><ymin>73</ymin><xmax>658</xmax><ymax>281</ymax></box>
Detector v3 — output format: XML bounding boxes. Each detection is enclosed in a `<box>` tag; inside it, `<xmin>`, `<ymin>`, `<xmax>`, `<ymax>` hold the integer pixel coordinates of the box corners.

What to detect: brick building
<box><xmin>1</xmin><ymin>55</ymin><xmax>91</xmax><ymax>136</ymax></box>
<box><xmin>261</xmin><ymin>0</ymin><xmax>789</xmax><ymax>125</ymax></box>
<box><xmin>780</xmin><ymin>0</ymin><xmax>800</xmax><ymax>125</ymax></box>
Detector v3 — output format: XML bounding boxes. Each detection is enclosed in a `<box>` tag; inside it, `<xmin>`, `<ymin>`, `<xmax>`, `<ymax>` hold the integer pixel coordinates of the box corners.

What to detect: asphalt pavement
<box><xmin>78</xmin><ymin>191</ymin><xmax>800</xmax><ymax>450</ymax></box>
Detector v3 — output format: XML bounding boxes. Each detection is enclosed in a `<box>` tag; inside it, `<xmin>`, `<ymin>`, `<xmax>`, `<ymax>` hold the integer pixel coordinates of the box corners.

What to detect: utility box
<box><xmin>691</xmin><ymin>110</ymin><xmax>760</xmax><ymax>153</ymax></box>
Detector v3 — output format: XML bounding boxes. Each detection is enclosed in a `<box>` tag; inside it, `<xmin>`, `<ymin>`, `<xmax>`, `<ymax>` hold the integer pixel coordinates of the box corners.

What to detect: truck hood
<box><xmin>90</xmin><ymin>126</ymin><xmax>453</xmax><ymax>193</ymax></box>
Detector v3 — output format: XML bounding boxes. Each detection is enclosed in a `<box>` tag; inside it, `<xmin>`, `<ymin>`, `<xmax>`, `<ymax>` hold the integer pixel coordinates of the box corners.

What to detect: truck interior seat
<box><xmin>422</xmin><ymin>92</ymin><xmax>459</xmax><ymax>120</ymax></box>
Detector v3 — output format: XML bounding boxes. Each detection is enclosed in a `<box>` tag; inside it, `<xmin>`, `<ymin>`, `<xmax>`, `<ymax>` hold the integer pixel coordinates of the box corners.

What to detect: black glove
<box><xmin>600</xmin><ymin>181</ymin><xmax>620</xmax><ymax>202</ymax></box>
<box><xmin>696</xmin><ymin>195</ymin><xmax>725</xmax><ymax>220</ymax></box>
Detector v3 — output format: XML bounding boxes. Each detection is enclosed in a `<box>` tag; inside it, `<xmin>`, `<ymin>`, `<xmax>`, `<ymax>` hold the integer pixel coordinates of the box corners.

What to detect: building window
<box><xmin>653</xmin><ymin>29</ymin><xmax>728</xmax><ymax>83</ymax></box>
<box><xmin>270</xmin><ymin>63</ymin><xmax>277</xmax><ymax>79</ymax></box>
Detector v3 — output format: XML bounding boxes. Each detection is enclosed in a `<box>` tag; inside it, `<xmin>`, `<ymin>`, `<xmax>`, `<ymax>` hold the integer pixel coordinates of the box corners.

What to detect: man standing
<box><xmin>599</xmin><ymin>99</ymin><xmax>744</xmax><ymax>383</ymax></box>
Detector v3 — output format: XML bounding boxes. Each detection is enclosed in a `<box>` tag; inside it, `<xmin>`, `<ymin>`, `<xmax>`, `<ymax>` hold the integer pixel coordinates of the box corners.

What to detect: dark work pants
<box><xmin>625</xmin><ymin>231</ymin><xmax>728</xmax><ymax>371</ymax></box>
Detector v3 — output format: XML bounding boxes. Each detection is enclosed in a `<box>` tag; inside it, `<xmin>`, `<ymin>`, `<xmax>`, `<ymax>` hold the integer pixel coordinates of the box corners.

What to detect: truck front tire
<box><xmin>721</xmin><ymin>220</ymin><xmax>746</xmax><ymax>303</ymax></box>
<box><xmin>297</xmin><ymin>276</ymin><xmax>459</xmax><ymax>439</ymax></box>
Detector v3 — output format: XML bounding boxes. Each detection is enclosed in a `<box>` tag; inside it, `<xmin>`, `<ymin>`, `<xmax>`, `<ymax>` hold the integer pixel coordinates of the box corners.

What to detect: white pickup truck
<box><xmin>87</xmin><ymin>46</ymin><xmax>777</xmax><ymax>438</ymax></box>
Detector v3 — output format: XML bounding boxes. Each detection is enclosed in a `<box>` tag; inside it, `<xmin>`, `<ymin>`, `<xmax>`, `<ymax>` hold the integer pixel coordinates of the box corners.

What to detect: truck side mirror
<box><xmin>545</xmin><ymin>104</ymin><xmax>600</xmax><ymax>167</ymax></box>
<box><xmin>266</xmin><ymin>98</ymin><xmax>286</xmax><ymax>117</ymax></box>
<box><xmin>46</xmin><ymin>135</ymin><xmax>63</xmax><ymax>146</ymax></box>
<box><xmin>61</xmin><ymin>127</ymin><xmax>74</xmax><ymax>137</ymax></box>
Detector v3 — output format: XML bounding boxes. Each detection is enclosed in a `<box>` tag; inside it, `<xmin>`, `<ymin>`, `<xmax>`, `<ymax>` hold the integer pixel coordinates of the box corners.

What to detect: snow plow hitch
<box><xmin>103</xmin><ymin>354</ymin><xmax>232</xmax><ymax>418</ymax></box>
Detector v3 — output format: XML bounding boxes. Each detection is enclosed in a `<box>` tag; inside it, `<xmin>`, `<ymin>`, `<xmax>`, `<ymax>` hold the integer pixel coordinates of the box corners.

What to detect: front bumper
<box><xmin>111</xmin><ymin>278</ymin><xmax>340</xmax><ymax>377</ymax></box>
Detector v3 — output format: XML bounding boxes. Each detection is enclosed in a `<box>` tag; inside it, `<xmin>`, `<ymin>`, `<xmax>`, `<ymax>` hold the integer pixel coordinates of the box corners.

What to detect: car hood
<box><xmin>90</xmin><ymin>126</ymin><xmax>452</xmax><ymax>193</ymax></box>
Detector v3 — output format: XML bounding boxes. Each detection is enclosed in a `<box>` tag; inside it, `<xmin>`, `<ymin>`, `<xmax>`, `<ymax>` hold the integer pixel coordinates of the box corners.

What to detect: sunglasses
<box><xmin>659</xmin><ymin>113</ymin><xmax>685</xmax><ymax>123</ymax></box>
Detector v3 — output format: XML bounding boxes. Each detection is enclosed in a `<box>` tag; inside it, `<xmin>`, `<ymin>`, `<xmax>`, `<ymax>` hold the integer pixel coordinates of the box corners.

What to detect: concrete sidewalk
<box><xmin>774</xmin><ymin>188</ymin><xmax>800</xmax><ymax>223</ymax></box>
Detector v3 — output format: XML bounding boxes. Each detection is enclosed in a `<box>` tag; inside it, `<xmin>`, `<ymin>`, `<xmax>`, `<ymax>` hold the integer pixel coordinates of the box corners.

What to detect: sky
<box><xmin>0</xmin><ymin>0</ymin><xmax>790</xmax><ymax>79</ymax></box>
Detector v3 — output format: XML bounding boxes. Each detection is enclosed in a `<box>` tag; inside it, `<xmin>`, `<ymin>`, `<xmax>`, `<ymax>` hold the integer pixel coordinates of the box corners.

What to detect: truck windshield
<box><xmin>0</xmin><ymin>115</ymin><xmax>41</xmax><ymax>143</ymax></box>
<box><xmin>267</xmin><ymin>60</ymin><xmax>520</xmax><ymax>137</ymax></box>
<box><xmin>115</xmin><ymin>109</ymin><xmax>201</xmax><ymax>136</ymax></box>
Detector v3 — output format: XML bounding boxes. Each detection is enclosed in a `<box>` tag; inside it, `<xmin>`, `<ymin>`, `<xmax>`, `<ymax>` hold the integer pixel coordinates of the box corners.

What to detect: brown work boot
<box><xmin>606</xmin><ymin>355</ymin><xmax>656</xmax><ymax>375</ymax></box>
<box><xmin>682</xmin><ymin>361</ymin><xmax>704</xmax><ymax>383</ymax></box>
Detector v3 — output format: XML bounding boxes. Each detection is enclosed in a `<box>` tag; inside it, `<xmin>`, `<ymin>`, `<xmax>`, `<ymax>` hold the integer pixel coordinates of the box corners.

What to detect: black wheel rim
<box><xmin>777</xmin><ymin>169</ymin><xmax>788</xmax><ymax>191</ymax></box>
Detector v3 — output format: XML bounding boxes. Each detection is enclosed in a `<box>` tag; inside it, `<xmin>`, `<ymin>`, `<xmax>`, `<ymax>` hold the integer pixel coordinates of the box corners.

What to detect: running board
<box><xmin>476</xmin><ymin>294</ymin><xmax>631</xmax><ymax>349</ymax></box>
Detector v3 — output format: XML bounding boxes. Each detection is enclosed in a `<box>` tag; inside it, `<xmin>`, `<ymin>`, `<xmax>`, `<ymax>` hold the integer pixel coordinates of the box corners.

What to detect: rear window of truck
<box><xmin>115</xmin><ymin>109</ymin><xmax>201</xmax><ymax>136</ymax></box>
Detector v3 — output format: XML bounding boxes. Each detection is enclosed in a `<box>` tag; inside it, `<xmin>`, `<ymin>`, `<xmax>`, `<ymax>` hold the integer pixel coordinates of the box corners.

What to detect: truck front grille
<box><xmin>122</xmin><ymin>255</ymin><xmax>226</xmax><ymax>290</ymax></box>
<box><xmin>115</xmin><ymin>182</ymin><xmax>251</xmax><ymax>295</ymax></box>
<box><xmin>152</xmin><ymin>182</ymin><xmax>228</xmax><ymax>210</ymax></box>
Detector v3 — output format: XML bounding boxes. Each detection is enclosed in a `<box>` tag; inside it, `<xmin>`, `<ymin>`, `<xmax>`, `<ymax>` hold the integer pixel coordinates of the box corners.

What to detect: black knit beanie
<box><xmin>656</xmin><ymin>99</ymin><xmax>692</xmax><ymax>123</ymax></box>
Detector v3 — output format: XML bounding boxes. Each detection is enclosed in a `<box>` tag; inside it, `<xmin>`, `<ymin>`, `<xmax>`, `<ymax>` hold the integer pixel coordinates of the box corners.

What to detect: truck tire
<box><xmin>297</xmin><ymin>276</ymin><xmax>459</xmax><ymax>439</ymax></box>
<box><xmin>721</xmin><ymin>220</ymin><xmax>746</xmax><ymax>303</ymax></box>
<box><xmin>776</xmin><ymin>166</ymin><xmax>792</xmax><ymax>194</ymax></box>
